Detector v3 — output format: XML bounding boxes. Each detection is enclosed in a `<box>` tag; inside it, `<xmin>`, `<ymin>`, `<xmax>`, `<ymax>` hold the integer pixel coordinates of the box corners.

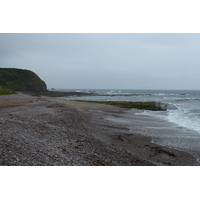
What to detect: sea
<box><xmin>58</xmin><ymin>89</ymin><xmax>200</xmax><ymax>134</ymax></box>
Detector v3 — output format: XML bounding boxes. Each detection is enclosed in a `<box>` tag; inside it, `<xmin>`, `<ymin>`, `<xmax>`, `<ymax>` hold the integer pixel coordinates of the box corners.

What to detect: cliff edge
<box><xmin>0</xmin><ymin>68</ymin><xmax>47</xmax><ymax>92</ymax></box>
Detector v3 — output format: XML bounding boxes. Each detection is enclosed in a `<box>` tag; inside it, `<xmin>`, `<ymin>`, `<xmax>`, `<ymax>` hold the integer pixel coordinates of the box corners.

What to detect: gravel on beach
<box><xmin>0</xmin><ymin>93</ymin><xmax>198</xmax><ymax>166</ymax></box>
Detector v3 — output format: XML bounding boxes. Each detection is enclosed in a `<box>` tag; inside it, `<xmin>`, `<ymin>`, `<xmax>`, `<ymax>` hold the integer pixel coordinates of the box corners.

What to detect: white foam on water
<box><xmin>167</xmin><ymin>108</ymin><xmax>200</xmax><ymax>134</ymax></box>
<box><xmin>139</xmin><ymin>103</ymin><xmax>200</xmax><ymax>134</ymax></box>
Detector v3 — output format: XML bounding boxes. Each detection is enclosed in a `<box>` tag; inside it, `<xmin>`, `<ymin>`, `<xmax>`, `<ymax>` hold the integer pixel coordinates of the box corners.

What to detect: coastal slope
<box><xmin>0</xmin><ymin>68</ymin><xmax>47</xmax><ymax>92</ymax></box>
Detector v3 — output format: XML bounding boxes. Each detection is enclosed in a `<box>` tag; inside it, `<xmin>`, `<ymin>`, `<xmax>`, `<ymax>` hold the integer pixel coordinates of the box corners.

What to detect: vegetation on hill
<box><xmin>0</xmin><ymin>68</ymin><xmax>47</xmax><ymax>92</ymax></box>
<box><xmin>0</xmin><ymin>86</ymin><xmax>16</xmax><ymax>95</ymax></box>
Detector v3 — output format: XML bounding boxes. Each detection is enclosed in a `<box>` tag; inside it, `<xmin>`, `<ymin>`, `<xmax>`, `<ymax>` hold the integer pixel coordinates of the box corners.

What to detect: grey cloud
<box><xmin>0</xmin><ymin>33</ymin><xmax>200</xmax><ymax>90</ymax></box>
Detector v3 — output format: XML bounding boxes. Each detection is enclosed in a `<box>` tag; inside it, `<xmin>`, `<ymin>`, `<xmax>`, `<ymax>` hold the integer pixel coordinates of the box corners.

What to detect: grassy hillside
<box><xmin>0</xmin><ymin>86</ymin><xmax>16</xmax><ymax>95</ymax></box>
<box><xmin>0</xmin><ymin>68</ymin><xmax>47</xmax><ymax>92</ymax></box>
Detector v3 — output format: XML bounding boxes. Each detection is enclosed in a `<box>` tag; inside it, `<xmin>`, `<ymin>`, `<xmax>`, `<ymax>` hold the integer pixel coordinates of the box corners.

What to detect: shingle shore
<box><xmin>0</xmin><ymin>94</ymin><xmax>197</xmax><ymax>166</ymax></box>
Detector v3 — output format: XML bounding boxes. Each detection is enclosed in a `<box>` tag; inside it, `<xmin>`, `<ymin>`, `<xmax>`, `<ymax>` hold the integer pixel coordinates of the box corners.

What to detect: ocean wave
<box><xmin>167</xmin><ymin>109</ymin><xmax>200</xmax><ymax>133</ymax></box>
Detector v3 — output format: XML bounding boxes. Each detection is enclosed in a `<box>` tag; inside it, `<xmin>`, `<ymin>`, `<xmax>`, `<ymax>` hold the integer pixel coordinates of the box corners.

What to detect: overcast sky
<box><xmin>0</xmin><ymin>33</ymin><xmax>200</xmax><ymax>90</ymax></box>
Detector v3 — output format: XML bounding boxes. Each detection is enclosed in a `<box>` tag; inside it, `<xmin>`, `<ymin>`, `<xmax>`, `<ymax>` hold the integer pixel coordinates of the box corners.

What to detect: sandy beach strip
<box><xmin>0</xmin><ymin>93</ymin><xmax>199</xmax><ymax>166</ymax></box>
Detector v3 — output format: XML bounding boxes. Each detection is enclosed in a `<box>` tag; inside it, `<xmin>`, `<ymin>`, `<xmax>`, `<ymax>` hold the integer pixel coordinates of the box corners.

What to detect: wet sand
<box><xmin>0</xmin><ymin>93</ymin><xmax>199</xmax><ymax>165</ymax></box>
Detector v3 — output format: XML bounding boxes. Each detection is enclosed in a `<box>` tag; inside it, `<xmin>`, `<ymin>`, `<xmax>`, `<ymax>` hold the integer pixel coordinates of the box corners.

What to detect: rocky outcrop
<box><xmin>0</xmin><ymin>68</ymin><xmax>47</xmax><ymax>92</ymax></box>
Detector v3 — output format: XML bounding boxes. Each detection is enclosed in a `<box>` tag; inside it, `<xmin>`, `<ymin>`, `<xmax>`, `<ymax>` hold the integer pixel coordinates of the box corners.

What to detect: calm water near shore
<box><xmin>58</xmin><ymin>89</ymin><xmax>200</xmax><ymax>134</ymax></box>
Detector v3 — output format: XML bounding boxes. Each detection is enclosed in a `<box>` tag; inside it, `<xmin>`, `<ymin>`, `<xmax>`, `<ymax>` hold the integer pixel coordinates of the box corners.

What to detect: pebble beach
<box><xmin>0</xmin><ymin>93</ymin><xmax>198</xmax><ymax>166</ymax></box>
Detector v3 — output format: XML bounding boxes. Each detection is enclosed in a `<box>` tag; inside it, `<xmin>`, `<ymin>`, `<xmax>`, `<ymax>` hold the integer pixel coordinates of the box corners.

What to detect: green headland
<box><xmin>0</xmin><ymin>68</ymin><xmax>47</xmax><ymax>93</ymax></box>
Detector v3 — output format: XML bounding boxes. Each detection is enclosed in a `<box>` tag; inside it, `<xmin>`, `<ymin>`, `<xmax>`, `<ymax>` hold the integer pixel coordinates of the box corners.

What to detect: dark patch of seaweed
<box><xmin>75</xmin><ymin>100</ymin><xmax>168</xmax><ymax>111</ymax></box>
